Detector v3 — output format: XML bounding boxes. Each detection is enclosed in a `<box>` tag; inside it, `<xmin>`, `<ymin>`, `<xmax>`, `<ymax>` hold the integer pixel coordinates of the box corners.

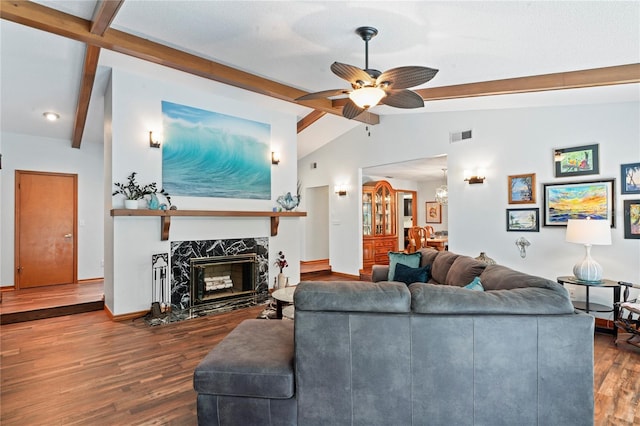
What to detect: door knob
<box><xmin>64</xmin><ymin>233</ymin><xmax>73</xmax><ymax>238</ymax></box>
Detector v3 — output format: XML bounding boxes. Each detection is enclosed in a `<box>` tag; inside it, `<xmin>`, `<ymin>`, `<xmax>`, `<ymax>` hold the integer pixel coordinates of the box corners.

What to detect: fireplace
<box><xmin>171</xmin><ymin>237</ymin><xmax>269</xmax><ymax>313</ymax></box>
<box><xmin>190</xmin><ymin>254</ymin><xmax>257</xmax><ymax>306</ymax></box>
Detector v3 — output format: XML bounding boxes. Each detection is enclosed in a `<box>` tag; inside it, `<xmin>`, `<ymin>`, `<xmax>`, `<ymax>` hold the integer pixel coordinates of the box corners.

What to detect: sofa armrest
<box><xmin>371</xmin><ymin>265</ymin><xmax>390</xmax><ymax>282</ymax></box>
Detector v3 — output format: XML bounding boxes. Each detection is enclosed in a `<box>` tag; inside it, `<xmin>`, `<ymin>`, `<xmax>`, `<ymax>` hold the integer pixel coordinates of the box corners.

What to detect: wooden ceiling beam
<box><xmin>1</xmin><ymin>0</ymin><xmax>379</xmax><ymax>126</ymax></box>
<box><xmin>297</xmin><ymin>110</ymin><xmax>327</xmax><ymax>133</ymax></box>
<box><xmin>72</xmin><ymin>44</ymin><xmax>101</xmax><ymax>149</ymax></box>
<box><xmin>414</xmin><ymin>64</ymin><xmax>640</xmax><ymax>101</ymax></box>
<box><xmin>71</xmin><ymin>1</ymin><xmax>123</xmax><ymax>148</ymax></box>
<box><xmin>90</xmin><ymin>0</ymin><xmax>124</xmax><ymax>35</ymax></box>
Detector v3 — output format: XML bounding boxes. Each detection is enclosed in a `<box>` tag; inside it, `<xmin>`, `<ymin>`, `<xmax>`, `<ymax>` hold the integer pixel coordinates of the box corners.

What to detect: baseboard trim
<box><xmin>77</xmin><ymin>278</ymin><xmax>104</xmax><ymax>284</ymax></box>
<box><xmin>104</xmin><ymin>304</ymin><xmax>149</xmax><ymax>322</ymax></box>
<box><xmin>301</xmin><ymin>259</ymin><xmax>330</xmax><ymax>266</ymax></box>
<box><xmin>1</xmin><ymin>285</ymin><xmax>16</xmax><ymax>292</ymax></box>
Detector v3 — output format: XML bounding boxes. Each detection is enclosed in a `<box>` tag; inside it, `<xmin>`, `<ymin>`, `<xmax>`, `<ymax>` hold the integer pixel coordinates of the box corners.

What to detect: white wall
<box><xmin>0</xmin><ymin>132</ymin><xmax>105</xmax><ymax>286</ymax></box>
<box><xmin>106</xmin><ymin>64</ymin><xmax>301</xmax><ymax>315</ymax></box>
<box><xmin>298</xmin><ymin>102</ymin><xmax>640</xmax><ymax>319</ymax></box>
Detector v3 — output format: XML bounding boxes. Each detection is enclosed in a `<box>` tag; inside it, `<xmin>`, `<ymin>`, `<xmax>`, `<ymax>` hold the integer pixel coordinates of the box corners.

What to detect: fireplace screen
<box><xmin>190</xmin><ymin>254</ymin><xmax>257</xmax><ymax>306</ymax></box>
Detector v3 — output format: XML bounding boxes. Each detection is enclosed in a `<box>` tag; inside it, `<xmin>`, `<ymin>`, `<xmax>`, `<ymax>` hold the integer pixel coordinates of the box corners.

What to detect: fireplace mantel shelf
<box><xmin>110</xmin><ymin>209</ymin><xmax>306</xmax><ymax>240</ymax></box>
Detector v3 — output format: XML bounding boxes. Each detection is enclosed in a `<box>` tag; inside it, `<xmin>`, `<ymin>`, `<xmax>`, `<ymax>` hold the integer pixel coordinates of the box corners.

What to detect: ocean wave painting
<box><xmin>162</xmin><ymin>101</ymin><xmax>271</xmax><ymax>199</ymax></box>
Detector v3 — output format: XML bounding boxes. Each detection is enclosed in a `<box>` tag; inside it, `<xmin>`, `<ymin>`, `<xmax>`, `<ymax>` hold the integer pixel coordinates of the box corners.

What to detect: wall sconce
<box><xmin>271</xmin><ymin>151</ymin><xmax>281</xmax><ymax>165</ymax></box>
<box><xmin>149</xmin><ymin>131</ymin><xmax>161</xmax><ymax>148</ymax></box>
<box><xmin>335</xmin><ymin>184</ymin><xmax>348</xmax><ymax>196</ymax></box>
<box><xmin>464</xmin><ymin>169</ymin><xmax>485</xmax><ymax>184</ymax></box>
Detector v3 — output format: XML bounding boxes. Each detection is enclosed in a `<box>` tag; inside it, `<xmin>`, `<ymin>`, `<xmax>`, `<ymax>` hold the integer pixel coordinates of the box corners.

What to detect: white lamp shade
<box><xmin>565</xmin><ymin>218</ymin><xmax>611</xmax><ymax>245</ymax></box>
<box><xmin>349</xmin><ymin>87</ymin><xmax>385</xmax><ymax>109</ymax></box>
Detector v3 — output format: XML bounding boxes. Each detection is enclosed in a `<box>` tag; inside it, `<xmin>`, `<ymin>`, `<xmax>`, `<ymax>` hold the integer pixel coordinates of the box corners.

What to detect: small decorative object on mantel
<box><xmin>273</xmin><ymin>251</ymin><xmax>289</xmax><ymax>289</ymax></box>
<box><xmin>276</xmin><ymin>192</ymin><xmax>300</xmax><ymax>211</ymax></box>
<box><xmin>475</xmin><ymin>252</ymin><xmax>496</xmax><ymax>265</ymax></box>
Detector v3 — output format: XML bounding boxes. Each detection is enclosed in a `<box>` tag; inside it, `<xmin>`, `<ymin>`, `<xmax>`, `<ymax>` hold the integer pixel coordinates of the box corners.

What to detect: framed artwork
<box><xmin>624</xmin><ymin>200</ymin><xmax>640</xmax><ymax>239</ymax></box>
<box><xmin>621</xmin><ymin>162</ymin><xmax>640</xmax><ymax>194</ymax></box>
<box><xmin>508</xmin><ymin>173</ymin><xmax>536</xmax><ymax>204</ymax></box>
<box><xmin>543</xmin><ymin>179</ymin><xmax>615</xmax><ymax>227</ymax></box>
<box><xmin>554</xmin><ymin>144</ymin><xmax>599</xmax><ymax>178</ymax></box>
<box><xmin>161</xmin><ymin>100</ymin><xmax>271</xmax><ymax>199</ymax></box>
<box><xmin>506</xmin><ymin>208</ymin><xmax>539</xmax><ymax>232</ymax></box>
<box><xmin>426</xmin><ymin>201</ymin><xmax>441</xmax><ymax>223</ymax></box>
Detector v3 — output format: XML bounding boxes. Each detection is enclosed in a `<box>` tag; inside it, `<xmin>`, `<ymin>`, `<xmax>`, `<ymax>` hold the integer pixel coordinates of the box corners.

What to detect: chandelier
<box><xmin>435</xmin><ymin>168</ymin><xmax>448</xmax><ymax>205</ymax></box>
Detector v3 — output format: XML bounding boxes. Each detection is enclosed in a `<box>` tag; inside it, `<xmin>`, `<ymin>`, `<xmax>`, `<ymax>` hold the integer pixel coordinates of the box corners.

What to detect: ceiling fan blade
<box><xmin>376</xmin><ymin>66</ymin><xmax>439</xmax><ymax>90</ymax></box>
<box><xmin>331</xmin><ymin>62</ymin><xmax>375</xmax><ymax>85</ymax></box>
<box><xmin>342</xmin><ymin>99</ymin><xmax>366</xmax><ymax>119</ymax></box>
<box><xmin>379</xmin><ymin>89</ymin><xmax>425</xmax><ymax>109</ymax></box>
<box><xmin>296</xmin><ymin>89</ymin><xmax>350</xmax><ymax>101</ymax></box>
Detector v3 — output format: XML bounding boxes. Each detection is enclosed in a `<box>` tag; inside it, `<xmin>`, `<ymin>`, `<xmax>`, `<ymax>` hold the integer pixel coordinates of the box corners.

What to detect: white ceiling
<box><xmin>1</xmin><ymin>1</ymin><xmax>639</xmax><ymax>174</ymax></box>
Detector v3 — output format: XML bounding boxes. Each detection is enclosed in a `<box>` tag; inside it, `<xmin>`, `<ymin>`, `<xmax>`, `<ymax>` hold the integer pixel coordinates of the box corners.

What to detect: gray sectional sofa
<box><xmin>194</xmin><ymin>248</ymin><xmax>594</xmax><ymax>425</ymax></box>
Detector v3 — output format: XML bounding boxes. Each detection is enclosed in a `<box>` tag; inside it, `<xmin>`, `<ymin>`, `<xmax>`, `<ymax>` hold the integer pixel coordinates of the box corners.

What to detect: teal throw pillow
<box><xmin>464</xmin><ymin>276</ymin><xmax>485</xmax><ymax>291</ymax></box>
<box><xmin>388</xmin><ymin>251</ymin><xmax>421</xmax><ymax>281</ymax></box>
<box><xmin>394</xmin><ymin>263</ymin><xmax>431</xmax><ymax>286</ymax></box>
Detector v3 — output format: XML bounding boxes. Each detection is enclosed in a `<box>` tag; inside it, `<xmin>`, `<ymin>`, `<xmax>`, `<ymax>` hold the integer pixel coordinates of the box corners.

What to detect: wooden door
<box><xmin>15</xmin><ymin>171</ymin><xmax>77</xmax><ymax>288</ymax></box>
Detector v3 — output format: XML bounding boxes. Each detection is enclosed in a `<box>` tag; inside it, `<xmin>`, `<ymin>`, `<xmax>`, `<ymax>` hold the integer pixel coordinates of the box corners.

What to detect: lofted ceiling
<box><xmin>1</xmin><ymin>0</ymin><xmax>639</xmax><ymax>171</ymax></box>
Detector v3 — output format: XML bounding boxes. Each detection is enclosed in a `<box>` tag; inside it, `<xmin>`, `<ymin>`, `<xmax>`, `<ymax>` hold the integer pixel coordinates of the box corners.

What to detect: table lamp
<box><xmin>565</xmin><ymin>217</ymin><xmax>611</xmax><ymax>282</ymax></box>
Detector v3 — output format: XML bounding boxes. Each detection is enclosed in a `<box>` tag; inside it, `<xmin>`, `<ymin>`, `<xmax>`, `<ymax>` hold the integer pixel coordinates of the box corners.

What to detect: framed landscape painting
<box><xmin>508</xmin><ymin>173</ymin><xmax>536</xmax><ymax>204</ymax></box>
<box><xmin>543</xmin><ymin>179</ymin><xmax>615</xmax><ymax>227</ymax></box>
<box><xmin>506</xmin><ymin>208</ymin><xmax>539</xmax><ymax>232</ymax></box>
<box><xmin>426</xmin><ymin>201</ymin><xmax>442</xmax><ymax>223</ymax></box>
<box><xmin>621</xmin><ymin>162</ymin><xmax>640</xmax><ymax>194</ymax></box>
<box><xmin>624</xmin><ymin>200</ymin><xmax>640</xmax><ymax>239</ymax></box>
<box><xmin>554</xmin><ymin>144</ymin><xmax>599</xmax><ymax>178</ymax></box>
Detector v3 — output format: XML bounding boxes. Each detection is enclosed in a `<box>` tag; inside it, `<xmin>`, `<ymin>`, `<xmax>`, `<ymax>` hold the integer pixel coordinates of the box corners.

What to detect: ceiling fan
<box><xmin>296</xmin><ymin>26</ymin><xmax>439</xmax><ymax>119</ymax></box>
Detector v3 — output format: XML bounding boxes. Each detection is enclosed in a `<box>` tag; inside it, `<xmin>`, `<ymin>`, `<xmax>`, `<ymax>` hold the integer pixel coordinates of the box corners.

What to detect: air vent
<box><xmin>450</xmin><ymin>129</ymin><xmax>473</xmax><ymax>143</ymax></box>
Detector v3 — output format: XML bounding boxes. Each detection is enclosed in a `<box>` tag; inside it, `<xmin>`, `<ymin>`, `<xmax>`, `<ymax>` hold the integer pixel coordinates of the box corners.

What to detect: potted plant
<box><xmin>112</xmin><ymin>172</ymin><xmax>159</xmax><ymax>209</ymax></box>
<box><xmin>273</xmin><ymin>251</ymin><xmax>289</xmax><ymax>289</ymax></box>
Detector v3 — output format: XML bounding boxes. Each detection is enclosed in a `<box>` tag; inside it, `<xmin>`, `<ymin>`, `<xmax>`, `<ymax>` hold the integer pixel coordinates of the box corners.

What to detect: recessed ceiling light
<box><xmin>43</xmin><ymin>112</ymin><xmax>60</xmax><ymax>121</ymax></box>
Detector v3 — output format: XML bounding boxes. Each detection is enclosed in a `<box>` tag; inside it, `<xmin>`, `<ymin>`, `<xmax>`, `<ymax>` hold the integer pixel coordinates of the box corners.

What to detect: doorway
<box><xmin>15</xmin><ymin>170</ymin><xmax>78</xmax><ymax>288</ymax></box>
<box><xmin>303</xmin><ymin>186</ymin><xmax>329</xmax><ymax>262</ymax></box>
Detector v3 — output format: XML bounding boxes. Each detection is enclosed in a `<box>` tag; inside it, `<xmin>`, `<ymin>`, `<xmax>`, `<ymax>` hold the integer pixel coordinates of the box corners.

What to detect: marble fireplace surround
<box><xmin>170</xmin><ymin>237</ymin><xmax>269</xmax><ymax>312</ymax></box>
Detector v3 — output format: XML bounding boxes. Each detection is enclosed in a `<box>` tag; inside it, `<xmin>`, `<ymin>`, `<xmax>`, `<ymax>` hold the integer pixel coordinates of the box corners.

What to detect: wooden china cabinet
<box><xmin>362</xmin><ymin>180</ymin><xmax>397</xmax><ymax>270</ymax></box>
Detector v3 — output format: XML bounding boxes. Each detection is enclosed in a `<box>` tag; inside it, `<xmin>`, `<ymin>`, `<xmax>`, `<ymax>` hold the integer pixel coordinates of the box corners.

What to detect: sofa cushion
<box><xmin>193</xmin><ymin>320</ymin><xmax>295</xmax><ymax>399</ymax></box>
<box><xmin>430</xmin><ymin>251</ymin><xmax>460</xmax><ymax>284</ymax></box>
<box><xmin>394</xmin><ymin>263</ymin><xmax>431</xmax><ymax>286</ymax></box>
<box><xmin>409</xmin><ymin>283</ymin><xmax>574</xmax><ymax>315</ymax></box>
<box><xmin>416</xmin><ymin>248</ymin><xmax>439</xmax><ymax>268</ymax></box>
<box><xmin>479</xmin><ymin>264</ymin><xmax>562</xmax><ymax>291</ymax></box>
<box><xmin>445</xmin><ymin>256</ymin><xmax>487</xmax><ymax>287</ymax></box>
<box><xmin>464</xmin><ymin>276</ymin><xmax>485</xmax><ymax>291</ymax></box>
<box><xmin>295</xmin><ymin>281</ymin><xmax>411</xmax><ymax>313</ymax></box>
<box><xmin>388</xmin><ymin>251</ymin><xmax>421</xmax><ymax>281</ymax></box>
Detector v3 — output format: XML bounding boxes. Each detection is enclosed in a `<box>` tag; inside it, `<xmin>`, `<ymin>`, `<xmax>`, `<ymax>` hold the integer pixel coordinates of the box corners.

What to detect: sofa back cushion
<box><xmin>479</xmin><ymin>264</ymin><xmax>561</xmax><ymax>291</ymax></box>
<box><xmin>409</xmin><ymin>282</ymin><xmax>574</xmax><ymax>315</ymax></box>
<box><xmin>430</xmin><ymin>251</ymin><xmax>459</xmax><ymax>284</ymax></box>
<box><xmin>445</xmin><ymin>256</ymin><xmax>487</xmax><ymax>287</ymax></box>
<box><xmin>416</xmin><ymin>248</ymin><xmax>439</xmax><ymax>268</ymax></box>
<box><xmin>294</xmin><ymin>281</ymin><xmax>411</xmax><ymax>313</ymax></box>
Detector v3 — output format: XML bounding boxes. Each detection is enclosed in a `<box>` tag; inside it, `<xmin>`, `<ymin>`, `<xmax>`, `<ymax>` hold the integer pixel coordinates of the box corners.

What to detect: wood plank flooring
<box><xmin>1</xmin><ymin>275</ymin><xmax>639</xmax><ymax>425</ymax></box>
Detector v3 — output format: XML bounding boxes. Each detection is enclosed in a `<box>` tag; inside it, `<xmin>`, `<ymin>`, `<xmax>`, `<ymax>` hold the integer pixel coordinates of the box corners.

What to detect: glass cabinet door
<box><xmin>362</xmin><ymin>192</ymin><xmax>372</xmax><ymax>236</ymax></box>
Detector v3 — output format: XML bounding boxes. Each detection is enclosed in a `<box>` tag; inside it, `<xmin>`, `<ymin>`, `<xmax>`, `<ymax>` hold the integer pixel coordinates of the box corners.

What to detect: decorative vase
<box><xmin>276</xmin><ymin>192</ymin><xmax>300</xmax><ymax>211</ymax></box>
<box><xmin>148</xmin><ymin>193</ymin><xmax>159</xmax><ymax>210</ymax></box>
<box><xmin>277</xmin><ymin>273</ymin><xmax>286</xmax><ymax>289</ymax></box>
<box><xmin>475</xmin><ymin>252</ymin><xmax>496</xmax><ymax>265</ymax></box>
<box><xmin>124</xmin><ymin>199</ymin><xmax>138</xmax><ymax>209</ymax></box>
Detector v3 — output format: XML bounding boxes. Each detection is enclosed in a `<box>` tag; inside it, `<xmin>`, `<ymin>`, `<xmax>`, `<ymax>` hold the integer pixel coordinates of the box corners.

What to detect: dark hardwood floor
<box><xmin>1</xmin><ymin>274</ymin><xmax>638</xmax><ymax>425</ymax></box>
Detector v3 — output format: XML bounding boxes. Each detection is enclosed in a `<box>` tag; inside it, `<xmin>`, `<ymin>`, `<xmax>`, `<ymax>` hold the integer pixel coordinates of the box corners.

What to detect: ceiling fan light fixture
<box><xmin>349</xmin><ymin>86</ymin><xmax>385</xmax><ymax>109</ymax></box>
